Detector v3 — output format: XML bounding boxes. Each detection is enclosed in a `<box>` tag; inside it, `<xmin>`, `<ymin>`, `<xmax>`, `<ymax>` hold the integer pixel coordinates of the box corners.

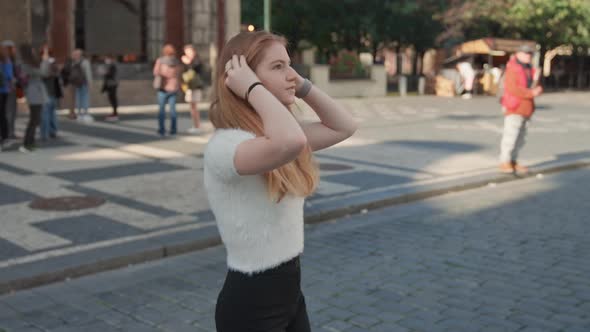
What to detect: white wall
<box><xmin>310</xmin><ymin>65</ymin><xmax>387</xmax><ymax>98</ymax></box>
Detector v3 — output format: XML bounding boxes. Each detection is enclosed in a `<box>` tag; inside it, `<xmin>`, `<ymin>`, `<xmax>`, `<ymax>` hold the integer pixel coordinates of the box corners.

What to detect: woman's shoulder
<box><xmin>204</xmin><ymin>128</ymin><xmax>256</xmax><ymax>180</ymax></box>
<box><xmin>207</xmin><ymin>128</ymin><xmax>256</xmax><ymax>149</ymax></box>
<box><xmin>205</xmin><ymin>129</ymin><xmax>255</xmax><ymax>159</ymax></box>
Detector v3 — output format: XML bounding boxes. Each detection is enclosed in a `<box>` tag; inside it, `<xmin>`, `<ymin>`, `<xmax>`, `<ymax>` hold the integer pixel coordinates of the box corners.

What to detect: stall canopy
<box><xmin>443</xmin><ymin>38</ymin><xmax>538</xmax><ymax>65</ymax></box>
<box><xmin>457</xmin><ymin>38</ymin><xmax>537</xmax><ymax>55</ymax></box>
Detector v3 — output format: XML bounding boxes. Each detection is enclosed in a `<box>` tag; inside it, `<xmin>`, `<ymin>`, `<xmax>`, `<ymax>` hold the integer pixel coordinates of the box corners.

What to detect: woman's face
<box><xmin>185</xmin><ymin>47</ymin><xmax>196</xmax><ymax>59</ymax></box>
<box><xmin>254</xmin><ymin>42</ymin><xmax>298</xmax><ymax>106</ymax></box>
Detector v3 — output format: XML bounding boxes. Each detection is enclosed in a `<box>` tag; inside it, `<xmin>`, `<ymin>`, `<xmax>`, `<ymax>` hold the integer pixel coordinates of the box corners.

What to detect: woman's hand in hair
<box><xmin>224</xmin><ymin>55</ymin><xmax>260</xmax><ymax>99</ymax></box>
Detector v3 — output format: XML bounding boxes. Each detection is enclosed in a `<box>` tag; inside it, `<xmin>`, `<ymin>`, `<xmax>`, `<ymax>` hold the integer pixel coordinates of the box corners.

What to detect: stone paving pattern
<box><xmin>1</xmin><ymin>93</ymin><xmax>589</xmax><ymax>272</ymax></box>
<box><xmin>1</xmin><ymin>167</ymin><xmax>589</xmax><ymax>331</ymax></box>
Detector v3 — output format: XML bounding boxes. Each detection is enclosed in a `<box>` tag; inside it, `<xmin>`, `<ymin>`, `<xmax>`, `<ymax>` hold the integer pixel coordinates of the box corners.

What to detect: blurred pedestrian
<box><xmin>101</xmin><ymin>55</ymin><xmax>119</xmax><ymax>122</ymax></box>
<box><xmin>1</xmin><ymin>40</ymin><xmax>20</xmax><ymax>140</ymax></box>
<box><xmin>0</xmin><ymin>45</ymin><xmax>14</xmax><ymax>151</ymax></box>
<box><xmin>60</xmin><ymin>56</ymin><xmax>77</xmax><ymax>120</ymax></box>
<box><xmin>70</xmin><ymin>49</ymin><xmax>93</xmax><ymax>122</ymax></box>
<box><xmin>153</xmin><ymin>44</ymin><xmax>180</xmax><ymax>136</ymax></box>
<box><xmin>18</xmin><ymin>44</ymin><xmax>49</xmax><ymax>153</ymax></box>
<box><xmin>206</xmin><ymin>31</ymin><xmax>357</xmax><ymax>332</ymax></box>
<box><xmin>40</xmin><ymin>45</ymin><xmax>62</xmax><ymax>140</ymax></box>
<box><xmin>181</xmin><ymin>44</ymin><xmax>204</xmax><ymax>134</ymax></box>
<box><xmin>457</xmin><ymin>60</ymin><xmax>475</xmax><ymax>99</ymax></box>
<box><xmin>499</xmin><ymin>44</ymin><xmax>543</xmax><ymax>174</ymax></box>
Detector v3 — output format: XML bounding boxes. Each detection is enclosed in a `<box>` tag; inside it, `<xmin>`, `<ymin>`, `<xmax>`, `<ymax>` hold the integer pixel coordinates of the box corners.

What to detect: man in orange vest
<box><xmin>499</xmin><ymin>44</ymin><xmax>543</xmax><ymax>174</ymax></box>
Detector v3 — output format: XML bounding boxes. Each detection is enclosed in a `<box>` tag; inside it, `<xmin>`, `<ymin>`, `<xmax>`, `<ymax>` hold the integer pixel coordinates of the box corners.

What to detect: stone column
<box><xmin>225</xmin><ymin>0</ymin><xmax>240</xmax><ymax>42</ymax></box>
<box><xmin>216</xmin><ymin>0</ymin><xmax>225</xmax><ymax>53</ymax></box>
<box><xmin>49</xmin><ymin>0</ymin><xmax>73</xmax><ymax>63</ymax></box>
<box><xmin>165</xmin><ymin>0</ymin><xmax>184</xmax><ymax>54</ymax></box>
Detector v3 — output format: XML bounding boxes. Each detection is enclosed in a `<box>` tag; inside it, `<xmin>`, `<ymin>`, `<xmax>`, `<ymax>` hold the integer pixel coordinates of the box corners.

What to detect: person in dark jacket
<box><xmin>40</xmin><ymin>45</ymin><xmax>63</xmax><ymax>140</ymax></box>
<box><xmin>61</xmin><ymin>57</ymin><xmax>77</xmax><ymax>120</ymax></box>
<box><xmin>101</xmin><ymin>55</ymin><xmax>119</xmax><ymax>121</ymax></box>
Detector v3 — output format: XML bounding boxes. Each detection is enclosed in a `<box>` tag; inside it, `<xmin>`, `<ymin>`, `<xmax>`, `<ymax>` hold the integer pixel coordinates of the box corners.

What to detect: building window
<box><xmin>73</xmin><ymin>0</ymin><xmax>149</xmax><ymax>63</ymax></box>
<box><xmin>74</xmin><ymin>0</ymin><xmax>86</xmax><ymax>50</ymax></box>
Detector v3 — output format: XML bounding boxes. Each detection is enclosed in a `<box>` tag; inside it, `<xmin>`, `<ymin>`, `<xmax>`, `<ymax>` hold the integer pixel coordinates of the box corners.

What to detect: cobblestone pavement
<box><xmin>1</xmin><ymin>167</ymin><xmax>589</xmax><ymax>332</ymax></box>
<box><xmin>2</xmin><ymin>93</ymin><xmax>590</xmax><ymax>281</ymax></box>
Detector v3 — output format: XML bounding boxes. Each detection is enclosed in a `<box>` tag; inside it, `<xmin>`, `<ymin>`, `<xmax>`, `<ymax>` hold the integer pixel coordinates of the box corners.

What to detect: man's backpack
<box><xmin>69</xmin><ymin>62</ymin><xmax>86</xmax><ymax>87</ymax></box>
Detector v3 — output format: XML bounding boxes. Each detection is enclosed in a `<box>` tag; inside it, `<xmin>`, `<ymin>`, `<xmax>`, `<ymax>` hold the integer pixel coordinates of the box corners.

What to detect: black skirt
<box><xmin>215</xmin><ymin>256</ymin><xmax>311</xmax><ymax>332</ymax></box>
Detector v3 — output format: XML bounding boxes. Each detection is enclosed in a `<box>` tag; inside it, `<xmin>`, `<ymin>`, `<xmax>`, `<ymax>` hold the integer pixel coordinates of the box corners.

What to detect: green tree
<box><xmin>241</xmin><ymin>0</ymin><xmax>444</xmax><ymax>61</ymax></box>
<box><xmin>437</xmin><ymin>0</ymin><xmax>590</xmax><ymax>52</ymax></box>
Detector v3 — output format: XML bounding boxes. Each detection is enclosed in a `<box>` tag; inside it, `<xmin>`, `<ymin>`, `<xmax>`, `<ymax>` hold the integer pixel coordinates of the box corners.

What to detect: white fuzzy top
<box><xmin>204</xmin><ymin>128</ymin><xmax>304</xmax><ymax>274</ymax></box>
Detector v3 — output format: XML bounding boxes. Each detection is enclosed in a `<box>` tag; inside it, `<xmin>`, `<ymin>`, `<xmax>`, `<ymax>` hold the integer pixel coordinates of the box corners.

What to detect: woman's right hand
<box><xmin>224</xmin><ymin>55</ymin><xmax>260</xmax><ymax>99</ymax></box>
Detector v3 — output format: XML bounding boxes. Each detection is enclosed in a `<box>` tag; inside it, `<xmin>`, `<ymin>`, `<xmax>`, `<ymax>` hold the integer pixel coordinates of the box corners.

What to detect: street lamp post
<box><xmin>264</xmin><ymin>0</ymin><xmax>270</xmax><ymax>31</ymax></box>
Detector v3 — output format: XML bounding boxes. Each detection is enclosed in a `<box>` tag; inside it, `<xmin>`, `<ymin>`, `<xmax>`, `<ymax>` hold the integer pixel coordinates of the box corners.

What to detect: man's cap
<box><xmin>518</xmin><ymin>44</ymin><xmax>535</xmax><ymax>54</ymax></box>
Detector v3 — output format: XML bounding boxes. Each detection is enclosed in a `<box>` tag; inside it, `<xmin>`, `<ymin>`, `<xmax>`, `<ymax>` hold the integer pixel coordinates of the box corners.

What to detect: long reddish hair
<box><xmin>210</xmin><ymin>31</ymin><xmax>318</xmax><ymax>202</ymax></box>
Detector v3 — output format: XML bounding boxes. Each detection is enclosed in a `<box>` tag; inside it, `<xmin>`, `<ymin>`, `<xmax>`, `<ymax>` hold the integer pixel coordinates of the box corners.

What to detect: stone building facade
<box><xmin>0</xmin><ymin>0</ymin><xmax>240</xmax><ymax>105</ymax></box>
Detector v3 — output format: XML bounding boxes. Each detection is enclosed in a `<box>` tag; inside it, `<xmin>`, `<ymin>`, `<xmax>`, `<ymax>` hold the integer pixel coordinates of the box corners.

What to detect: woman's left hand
<box><xmin>294</xmin><ymin>72</ymin><xmax>306</xmax><ymax>93</ymax></box>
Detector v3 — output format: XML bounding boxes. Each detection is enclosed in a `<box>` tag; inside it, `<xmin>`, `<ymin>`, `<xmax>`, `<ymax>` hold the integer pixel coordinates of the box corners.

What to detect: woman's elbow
<box><xmin>279</xmin><ymin>134</ymin><xmax>308</xmax><ymax>157</ymax></box>
<box><xmin>289</xmin><ymin>134</ymin><xmax>308</xmax><ymax>154</ymax></box>
<box><xmin>344</xmin><ymin>121</ymin><xmax>358</xmax><ymax>138</ymax></box>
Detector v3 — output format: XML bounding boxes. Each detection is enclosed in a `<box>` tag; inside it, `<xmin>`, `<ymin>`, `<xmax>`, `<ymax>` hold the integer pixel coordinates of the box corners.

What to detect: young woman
<box><xmin>153</xmin><ymin>44</ymin><xmax>180</xmax><ymax>136</ymax></box>
<box><xmin>205</xmin><ymin>31</ymin><xmax>357</xmax><ymax>332</ymax></box>
<box><xmin>181</xmin><ymin>44</ymin><xmax>204</xmax><ymax>134</ymax></box>
<box><xmin>18</xmin><ymin>44</ymin><xmax>49</xmax><ymax>153</ymax></box>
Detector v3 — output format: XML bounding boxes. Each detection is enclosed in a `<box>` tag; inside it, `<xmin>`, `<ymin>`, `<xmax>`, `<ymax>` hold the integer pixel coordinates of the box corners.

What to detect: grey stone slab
<box><xmin>66</xmin><ymin>184</ymin><xmax>180</xmax><ymax>218</ymax></box>
<box><xmin>19</xmin><ymin>309</ymin><xmax>67</xmax><ymax>329</ymax></box>
<box><xmin>192</xmin><ymin>209</ymin><xmax>215</xmax><ymax>223</ymax></box>
<box><xmin>348</xmin><ymin>314</ymin><xmax>381</xmax><ymax>328</ymax></box>
<box><xmin>0</xmin><ymin>303</ymin><xmax>18</xmax><ymax>320</ymax></box>
<box><xmin>0</xmin><ymin>162</ymin><xmax>34</xmax><ymax>176</ymax></box>
<box><xmin>0</xmin><ymin>317</ymin><xmax>38</xmax><ymax>331</ymax></box>
<box><xmin>0</xmin><ymin>238</ymin><xmax>29</xmax><ymax>261</ymax></box>
<box><xmin>320</xmin><ymin>320</ymin><xmax>354</xmax><ymax>331</ymax></box>
<box><xmin>0</xmin><ymin>183</ymin><xmax>38</xmax><ymax>206</ymax></box>
<box><xmin>0</xmin><ymin>238</ymin><xmax>163</xmax><ymax>293</ymax></box>
<box><xmin>322</xmin><ymin>170</ymin><xmax>411</xmax><ymax>190</ymax></box>
<box><xmin>35</xmin><ymin>139</ymin><xmax>76</xmax><ymax>149</ymax></box>
<box><xmin>396</xmin><ymin>316</ymin><xmax>441</xmax><ymax>332</ymax></box>
<box><xmin>49</xmin><ymin>161</ymin><xmax>187</xmax><ymax>183</ymax></box>
<box><xmin>0</xmin><ymin>289</ymin><xmax>58</xmax><ymax>312</ymax></box>
<box><xmin>48</xmin><ymin>320</ymin><xmax>121</xmax><ymax>332</ymax></box>
<box><xmin>94</xmin><ymin>309</ymin><xmax>139</xmax><ymax>326</ymax></box>
<box><xmin>33</xmin><ymin>214</ymin><xmax>143</xmax><ymax>245</ymax></box>
<box><xmin>46</xmin><ymin>303</ymin><xmax>98</xmax><ymax>325</ymax></box>
<box><xmin>2</xmin><ymin>166</ymin><xmax>590</xmax><ymax>331</ymax></box>
<box><xmin>382</xmin><ymin>139</ymin><xmax>483</xmax><ymax>153</ymax></box>
<box><xmin>58</xmin><ymin>120</ymin><xmax>160</xmax><ymax>144</ymax></box>
<box><xmin>316</xmin><ymin>153</ymin><xmax>436</xmax><ymax>176</ymax></box>
<box><xmin>158</xmin><ymin>321</ymin><xmax>203</xmax><ymax>332</ymax></box>
<box><xmin>99</xmin><ymin>111</ymin><xmax>197</xmax><ymax>122</ymax></box>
